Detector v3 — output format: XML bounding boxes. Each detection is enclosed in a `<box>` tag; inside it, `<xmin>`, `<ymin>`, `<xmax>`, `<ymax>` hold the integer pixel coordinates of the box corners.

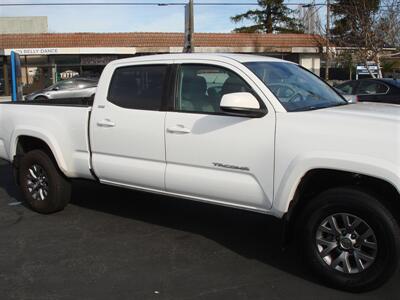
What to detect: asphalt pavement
<box><xmin>0</xmin><ymin>159</ymin><xmax>399</xmax><ymax>300</ymax></box>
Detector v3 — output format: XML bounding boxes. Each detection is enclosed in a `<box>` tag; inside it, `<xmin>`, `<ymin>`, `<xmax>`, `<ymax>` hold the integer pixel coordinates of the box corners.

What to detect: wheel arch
<box><xmin>282</xmin><ymin>168</ymin><xmax>400</xmax><ymax>245</ymax></box>
<box><xmin>12</xmin><ymin>133</ymin><xmax>68</xmax><ymax>178</ymax></box>
<box><xmin>33</xmin><ymin>94</ymin><xmax>49</xmax><ymax>100</ymax></box>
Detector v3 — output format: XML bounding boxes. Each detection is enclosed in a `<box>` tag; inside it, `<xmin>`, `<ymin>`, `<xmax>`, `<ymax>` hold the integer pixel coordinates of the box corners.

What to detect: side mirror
<box><xmin>220</xmin><ymin>92</ymin><xmax>266</xmax><ymax>118</ymax></box>
<box><xmin>52</xmin><ymin>86</ymin><xmax>60</xmax><ymax>91</ymax></box>
<box><xmin>343</xmin><ymin>94</ymin><xmax>358</xmax><ymax>103</ymax></box>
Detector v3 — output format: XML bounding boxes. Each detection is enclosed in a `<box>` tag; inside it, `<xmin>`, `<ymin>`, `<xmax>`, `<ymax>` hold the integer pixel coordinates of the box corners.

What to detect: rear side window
<box><xmin>108</xmin><ymin>65</ymin><xmax>167</xmax><ymax>110</ymax></box>
<box><xmin>358</xmin><ymin>81</ymin><xmax>389</xmax><ymax>95</ymax></box>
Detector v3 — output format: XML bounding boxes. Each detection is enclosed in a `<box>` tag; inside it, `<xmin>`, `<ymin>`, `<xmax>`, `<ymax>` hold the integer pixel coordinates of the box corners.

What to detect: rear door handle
<box><xmin>97</xmin><ymin>119</ymin><xmax>115</xmax><ymax>128</ymax></box>
<box><xmin>167</xmin><ymin>125</ymin><xmax>191</xmax><ymax>134</ymax></box>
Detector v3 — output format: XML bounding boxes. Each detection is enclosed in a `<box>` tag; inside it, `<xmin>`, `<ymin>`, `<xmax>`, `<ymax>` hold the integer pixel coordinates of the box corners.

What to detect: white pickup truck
<box><xmin>0</xmin><ymin>54</ymin><xmax>399</xmax><ymax>291</ymax></box>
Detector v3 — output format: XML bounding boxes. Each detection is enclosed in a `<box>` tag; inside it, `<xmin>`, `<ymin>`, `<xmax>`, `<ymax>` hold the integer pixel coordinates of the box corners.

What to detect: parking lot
<box><xmin>0</xmin><ymin>158</ymin><xmax>399</xmax><ymax>300</ymax></box>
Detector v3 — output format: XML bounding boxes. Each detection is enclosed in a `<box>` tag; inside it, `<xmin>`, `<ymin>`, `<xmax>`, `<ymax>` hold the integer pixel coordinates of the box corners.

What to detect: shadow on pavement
<box><xmin>70</xmin><ymin>179</ymin><xmax>320</xmax><ymax>286</ymax></box>
<box><xmin>1</xmin><ymin>159</ymin><xmax>398</xmax><ymax>298</ymax></box>
<box><xmin>0</xmin><ymin>160</ymin><xmax>21</xmax><ymax>201</ymax></box>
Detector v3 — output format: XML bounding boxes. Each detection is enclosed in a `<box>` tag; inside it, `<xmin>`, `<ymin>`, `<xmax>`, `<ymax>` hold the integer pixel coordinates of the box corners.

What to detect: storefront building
<box><xmin>0</xmin><ymin>32</ymin><xmax>322</xmax><ymax>96</ymax></box>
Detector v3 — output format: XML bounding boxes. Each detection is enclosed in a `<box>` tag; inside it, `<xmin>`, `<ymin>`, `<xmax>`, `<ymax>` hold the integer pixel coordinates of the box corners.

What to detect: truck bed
<box><xmin>0</xmin><ymin>100</ymin><xmax>94</xmax><ymax>179</ymax></box>
<box><xmin>0</xmin><ymin>96</ymin><xmax>94</xmax><ymax>107</ymax></box>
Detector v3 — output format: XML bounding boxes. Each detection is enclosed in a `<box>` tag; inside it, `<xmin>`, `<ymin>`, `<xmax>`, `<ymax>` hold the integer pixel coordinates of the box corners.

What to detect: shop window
<box><xmin>52</xmin><ymin>55</ymin><xmax>80</xmax><ymax>65</ymax></box>
<box><xmin>23</xmin><ymin>66</ymin><xmax>53</xmax><ymax>93</ymax></box>
<box><xmin>0</xmin><ymin>57</ymin><xmax>5</xmax><ymax>96</ymax></box>
<box><xmin>25</xmin><ymin>55</ymin><xmax>49</xmax><ymax>66</ymax></box>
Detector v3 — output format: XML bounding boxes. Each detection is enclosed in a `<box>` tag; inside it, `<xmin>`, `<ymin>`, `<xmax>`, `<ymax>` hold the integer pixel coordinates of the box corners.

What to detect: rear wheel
<box><xmin>298</xmin><ymin>187</ymin><xmax>400</xmax><ymax>292</ymax></box>
<box><xmin>19</xmin><ymin>150</ymin><xmax>71</xmax><ymax>214</ymax></box>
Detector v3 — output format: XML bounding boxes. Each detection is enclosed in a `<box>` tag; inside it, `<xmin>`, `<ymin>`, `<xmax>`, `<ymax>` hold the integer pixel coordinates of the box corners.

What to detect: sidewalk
<box><xmin>0</xmin><ymin>96</ymin><xmax>11</xmax><ymax>102</ymax></box>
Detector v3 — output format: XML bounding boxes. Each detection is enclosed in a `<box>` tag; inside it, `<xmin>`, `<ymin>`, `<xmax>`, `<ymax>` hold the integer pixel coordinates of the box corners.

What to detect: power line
<box><xmin>299</xmin><ymin>2</ymin><xmax>324</xmax><ymax>34</ymax></box>
<box><xmin>1</xmin><ymin>1</ymin><xmax>392</xmax><ymax>9</ymax></box>
<box><xmin>0</xmin><ymin>2</ymin><xmax>327</xmax><ymax>7</ymax></box>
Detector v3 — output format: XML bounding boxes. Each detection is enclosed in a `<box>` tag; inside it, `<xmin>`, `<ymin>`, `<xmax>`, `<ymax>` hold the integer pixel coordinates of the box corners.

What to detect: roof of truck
<box><xmin>112</xmin><ymin>53</ymin><xmax>294</xmax><ymax>65</ymax></box>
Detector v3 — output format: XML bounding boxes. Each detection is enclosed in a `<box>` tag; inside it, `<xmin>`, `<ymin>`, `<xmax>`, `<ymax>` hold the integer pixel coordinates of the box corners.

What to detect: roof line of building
<box><xmin>0</xmin><ymin>32</ymin><xmax>324</xmax><ymax>53</ymax></box>
<box><xmin>0</xmin><ymin>32</ymin><xmax>321</xmax><ymax>35</ymax></box>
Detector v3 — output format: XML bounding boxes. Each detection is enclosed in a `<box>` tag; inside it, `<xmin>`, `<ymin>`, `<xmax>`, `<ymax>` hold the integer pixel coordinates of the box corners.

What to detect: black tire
<box><xmin>298</xmin><ymin>187</ymin><xmax>400</xmax><ymax>292</ymax></box>
<box><xmin>19</xmin><ymin>150</ymin><xmax>71</xmax><ymax>214</ymax></box>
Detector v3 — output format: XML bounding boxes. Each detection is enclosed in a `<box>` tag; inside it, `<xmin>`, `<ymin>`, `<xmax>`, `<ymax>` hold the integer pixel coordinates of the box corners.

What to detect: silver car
<box><xmin>25</xmin><ymin>78</ymin><xmax>97</xmax><ymax>101</ymax></box>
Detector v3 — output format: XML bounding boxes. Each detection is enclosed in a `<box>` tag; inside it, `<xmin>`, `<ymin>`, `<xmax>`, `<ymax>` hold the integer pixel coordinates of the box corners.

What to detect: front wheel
<box><xmin>19</xmin><ymin>150</ymin><xmax>71</xmax><ymax>214</ymax></box>
<box><xmin>299</xmin><ymin>187</ymin><xmax>400</xmax><ymax>292</ymax></box>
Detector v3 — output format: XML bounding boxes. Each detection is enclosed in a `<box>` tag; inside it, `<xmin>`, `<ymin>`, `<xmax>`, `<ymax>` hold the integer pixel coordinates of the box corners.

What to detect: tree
<box><xmin>380</xmin><ymin>0</ymin><xmax>400</xmax><ymax>50</ymax></box>
<box><xmin>231</xmin><ymin>0</ymin><xmax>303</xmax><ymax>33</ymax></box>
<box><xmin>331</xmin><ymin>0</ymin><xmax>380</xmax><ymax>46</ymax></box>
<box><xmin>336</xmin><ymin>51</ymin><xmax>356</xmax><ymax>80</ymax></box>
<box><xmin>330</xmin><ymin>0</ymin><xmax>399</xmax><ymax>78</ymax></box>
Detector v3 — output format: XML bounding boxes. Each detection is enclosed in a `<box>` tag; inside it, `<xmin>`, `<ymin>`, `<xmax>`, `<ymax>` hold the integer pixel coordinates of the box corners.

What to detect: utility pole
<box><xmin>325</xmin><ymin>0</ymin><xmax>330</xmax><ymax>81</ymax></box>
<box><xmin>183</xmin><ymin>0</ymin><xmax>194</xmax><ymax>53</ymax></box>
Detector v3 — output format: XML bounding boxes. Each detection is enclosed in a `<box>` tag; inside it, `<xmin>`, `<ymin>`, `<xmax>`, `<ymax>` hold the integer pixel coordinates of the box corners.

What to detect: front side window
<box><xmin>108</xmin><ymin>65</ymin><xmax>167</xmax><ymax>110</ymax></box>
<box><xmin>175</xmin><ymin>64</ymin><xmax>251</xmax><ymax>113</ymax></box>
<box><xmin>245</xmin><ymin>62</ymin><xmax>347</xmax><ymax>112</ymax></box>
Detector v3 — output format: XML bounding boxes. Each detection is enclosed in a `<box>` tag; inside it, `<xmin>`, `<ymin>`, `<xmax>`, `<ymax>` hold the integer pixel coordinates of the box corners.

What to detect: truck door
<box><xmin>165</xmin><ymin>63</ymin><xmax>275</xmax><ymax>210</ymax></box>
<box><xmin>90</xmin><ymin>62</ymin><xmax>171</xmax><ymax>191</ymax></box>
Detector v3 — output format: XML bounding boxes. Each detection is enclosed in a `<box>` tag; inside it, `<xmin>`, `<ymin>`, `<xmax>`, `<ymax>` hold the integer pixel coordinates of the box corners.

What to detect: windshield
<box><xmin>244</xmin><ymin>62</ymin><xmax>347</xmax><ymax>112</ymax></box>
<box><xmin>44</xmin><ymin>83</ymin><xmax>58</xmax><ymax>91</ymax></box>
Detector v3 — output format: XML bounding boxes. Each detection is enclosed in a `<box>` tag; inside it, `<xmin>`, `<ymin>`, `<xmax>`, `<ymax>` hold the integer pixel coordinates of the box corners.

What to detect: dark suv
<box><xmin>335</xmin><ymin>78</ymin><xmax>400</xmax><ymax>105</ymax></box>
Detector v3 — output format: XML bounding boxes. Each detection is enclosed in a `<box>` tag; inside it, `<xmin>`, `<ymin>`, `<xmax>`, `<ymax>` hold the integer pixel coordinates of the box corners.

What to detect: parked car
<box><xmin>25</xmin><ymin>77</ymin><xmax>97</xmax><ymax>101</ymax></box>
<box><xmin>335</xmin><ymin>78</ymin><xmax>400</xmax><ymax>105</ymax></box>
<box><xmin>1</xmin><ymin>54</ymin><xmax>399</xmax><ymax>292</ymax></box>
<box><xmin>0</xmin><ymin>78</ymin><xmax>5</xmax><ymax>95</ymax></box>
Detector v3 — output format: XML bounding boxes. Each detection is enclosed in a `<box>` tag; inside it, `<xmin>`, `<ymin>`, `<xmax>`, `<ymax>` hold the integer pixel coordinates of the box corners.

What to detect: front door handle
<box><xmin>97</xmin><ymin>119</ymin><xmax>115</xmax><ymax>128</ymax></box>
<box><xmin>167</xmin><ymin>125</ymin><xmax>191</xmax><ymax>134</ymax></box>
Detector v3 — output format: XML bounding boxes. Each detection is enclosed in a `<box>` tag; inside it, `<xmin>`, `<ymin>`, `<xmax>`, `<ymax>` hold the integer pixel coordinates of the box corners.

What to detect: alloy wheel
<box><xmin>315</xmin><ymin>213</ymin><xmax>378</xmax><ymax>274</ymax></box>
<box><xmin>26</xmin><ymin>164</ymin><xmax>49</xmax><ymax>201</ymax></box>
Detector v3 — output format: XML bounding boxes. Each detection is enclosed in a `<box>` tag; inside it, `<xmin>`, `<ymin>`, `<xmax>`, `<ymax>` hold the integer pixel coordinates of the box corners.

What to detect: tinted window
<box><xmin>176</xmin><ymin>64</ymin><xmax>251</xmax><ymax>113</ymax></box>
<box><xmin>384</xmin><ymin>80</ymin><xmax>400</xmax><ymax>88</ymax></box>
<box><xmin>358</xmin><ymin>81</ymin><xmax>389</xmax><ymax>94</ymax></box>
<box><xmin>336</xmin><ymin>82</ymin><xmax>356</xmax><ymax>94</ymax></box>
<box><xmin>108</xmin><ymin>65</ymin><xmax>167</xmax><ymax>110</ymax></box>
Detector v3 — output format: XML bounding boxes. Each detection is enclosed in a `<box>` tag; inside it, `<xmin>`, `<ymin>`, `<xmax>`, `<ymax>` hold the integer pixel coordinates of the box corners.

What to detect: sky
<box><xmin>0</xmin><ymin>0</ymin><xmax>326</xmax><ymax>33</ymax></box>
